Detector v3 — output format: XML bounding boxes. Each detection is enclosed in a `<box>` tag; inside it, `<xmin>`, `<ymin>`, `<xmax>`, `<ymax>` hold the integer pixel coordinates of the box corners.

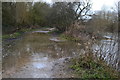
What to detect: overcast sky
<box><xmin>34</xmin><ymin>0</ymin><xmax>119</xmax><ymax>11</ymax></box>
<box><xmin>92</xmin><ymin>0</ymin><xmax>118</xmax><ymax>11</ymax></box>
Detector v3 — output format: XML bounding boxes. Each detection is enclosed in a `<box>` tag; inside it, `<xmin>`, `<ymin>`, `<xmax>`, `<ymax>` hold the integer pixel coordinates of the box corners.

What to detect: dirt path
<box><xmin>2</xmin><ymin>30</ymin><xmax>79</xmax><ymax>78</ymax></box>
<box><xmin>3</xmin><ymin>53</ymin><xmax>73</xmax><ymax>78</ymax></box>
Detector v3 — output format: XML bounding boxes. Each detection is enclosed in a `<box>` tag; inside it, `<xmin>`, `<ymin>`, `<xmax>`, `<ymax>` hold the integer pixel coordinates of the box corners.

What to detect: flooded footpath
<box><xmin>2</xmin><ymin>30</ymin><xmax>119</xmax><ymax>78</ymax></box>
<box><xmin>2</xmin><ymin>30</ymin><xmax>82</xmax><ymax>78</ymax></box>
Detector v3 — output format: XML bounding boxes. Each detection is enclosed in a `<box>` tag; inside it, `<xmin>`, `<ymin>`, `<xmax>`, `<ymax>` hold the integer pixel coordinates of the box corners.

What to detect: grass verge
<box><xmin>70</xmin><ymin>53</ymin><xmax>120</xmax><ymax>79</ymax></box>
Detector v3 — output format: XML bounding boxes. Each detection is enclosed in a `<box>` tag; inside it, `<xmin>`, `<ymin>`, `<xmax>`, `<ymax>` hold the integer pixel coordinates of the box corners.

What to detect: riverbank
<box><xmin>59</xmin><ymin>36</ymin><xmax>119</xmax><ymax>78</ymax></box>
<box><xmin>69</xmin><ymin>53</ymin><xmax>120</xmax><ymax>78</ymax></box>
<box><xmin>2</xmin><ymin>28</ymin><xmax>120</xmax><ymax>78</ymax></box>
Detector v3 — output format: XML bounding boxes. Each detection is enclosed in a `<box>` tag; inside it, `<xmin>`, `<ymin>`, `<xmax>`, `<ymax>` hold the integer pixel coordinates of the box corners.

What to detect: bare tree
<box><xmin>74</xmin><ymin>0</ymin><xmax>92</xmax><ymax>22</ymax></box>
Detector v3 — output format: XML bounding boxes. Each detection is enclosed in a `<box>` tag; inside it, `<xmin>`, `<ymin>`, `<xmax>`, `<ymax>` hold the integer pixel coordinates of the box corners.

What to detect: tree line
<box><xmin>2</xmin><ymin>1</ymin><xmax>118</xmax><ymax>35</ymax></box>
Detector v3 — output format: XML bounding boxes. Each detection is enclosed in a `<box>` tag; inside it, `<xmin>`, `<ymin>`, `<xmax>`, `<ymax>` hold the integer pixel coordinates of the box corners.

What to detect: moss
<box><xmin>70</xmin><ymin>53</ymin><xmax>119</xmax><ymax>78</ymax></box>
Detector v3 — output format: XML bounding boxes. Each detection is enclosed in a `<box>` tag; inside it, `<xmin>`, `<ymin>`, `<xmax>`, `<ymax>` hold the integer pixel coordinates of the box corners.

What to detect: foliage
<box><xmin>2</xmin><ymin>2</ymin><xmax>52</xmax><ymax>34</ymax></box>
<box><xmin>2</xmin><ymin>1</ymin><xmax>92</xmax><ymax>34</ymax></box>
<box><xmin>86</xmin><ymin>10</ymin><xmax>118</xmax><ymax>34</ymax></box>
<box><xmin>49</xmin><ymin>2</ymin><xmax>76</xmax><ymax>32</ymax></box>
<box><xmin>2</xmin><ymin>2</ymin><xmax>16</xmax><ymax>34</ymax></box>
<box><xmin>70</xmin><ymin>53</ymin><xmax>120</xmax><ymax>78</ymax></box>
<box><xmin>28</xmin><ymin>2</ymin><xmax>51</xmax><ymax>26</ymax></box>
<box><xmin>2</xmin><ymin>2</ymin><xmax>118</xmax><ymax>36</ymax></box>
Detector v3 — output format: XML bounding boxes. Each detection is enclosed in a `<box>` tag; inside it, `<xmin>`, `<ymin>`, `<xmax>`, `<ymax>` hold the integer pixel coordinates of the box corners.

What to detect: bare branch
<box><xmin>74</xmin><ymin>0</ymin><xmax>92</xmax><ymax>21</ymax></box>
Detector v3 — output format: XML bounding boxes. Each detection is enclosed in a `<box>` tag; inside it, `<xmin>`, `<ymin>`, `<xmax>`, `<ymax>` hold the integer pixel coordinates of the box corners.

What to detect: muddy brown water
<box><xmin>2</xmin><ymin>32</ymin><xmax>83</xmax><ymax>78</ymax></box>
<box><xmin>2</xmin><ymin>31</ymin><xmax>119</xmax><ymax>78</ymax></box>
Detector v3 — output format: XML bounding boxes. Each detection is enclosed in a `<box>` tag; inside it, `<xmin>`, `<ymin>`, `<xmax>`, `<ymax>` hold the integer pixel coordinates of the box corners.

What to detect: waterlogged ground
<box><xmin>2</xmin><ymin>30</ymin><xmax>119</xmax><ymax>78</ymax></box>
<box><xmin>2</xmin><ymin>31</ymin><xmax>82</xmax><ymax>78</ymax></box>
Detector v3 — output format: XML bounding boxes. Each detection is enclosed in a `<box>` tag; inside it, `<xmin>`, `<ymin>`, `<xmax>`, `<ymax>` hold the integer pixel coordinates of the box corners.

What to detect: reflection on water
<box><xmin>2</xmin><ymin>32</ymin><xmax>119</xmax><ymax>78</ymax></box>
<box><xmin>2</xmin><ymin>32</ymin><xmax>83</xmax><ymax>78</ymax></box>
<box><xmin>93</xmin><ymin>34</ymin><xmax>119</xmax><ymax>71</ymax></box>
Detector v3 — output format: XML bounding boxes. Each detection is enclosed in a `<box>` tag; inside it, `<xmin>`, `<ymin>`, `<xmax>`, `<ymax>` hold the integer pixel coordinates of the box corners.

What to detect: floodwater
<box><xmin>2</xmin><ymin>31</ymin><xmax>82</xmax><ymax>78</ymax></box>
<box><xmin>92</xmin><ymin>33</ymin><xmax>119</xmax><ymax>71</ymax></box>
<box><xmin>2</xmin><ymin>30</ymin><xmax>119</xmax><ymax>78</ymax></box>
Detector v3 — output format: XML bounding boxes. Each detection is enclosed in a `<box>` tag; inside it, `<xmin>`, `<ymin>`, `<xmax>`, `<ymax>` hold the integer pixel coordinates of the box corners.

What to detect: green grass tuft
<box><xmin>70</xmin><ymin>53</ymin><xmax>119</xmax><ymax>78</ymax></box>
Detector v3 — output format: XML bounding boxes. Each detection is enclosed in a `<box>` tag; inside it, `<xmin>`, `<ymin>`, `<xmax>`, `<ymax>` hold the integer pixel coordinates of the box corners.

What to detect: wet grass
<box><xmin>2</xmin><ymin>28</ymin><xmax>38</xmax><ymax>39</ymax></box>
<box><xmin>2</xmin><ymin>32</ymin><xmax>21</xmax><ymax>39</ymax></box>
<box><xmin>70</xmin><ymin>53</ymin><xmax>120</xmax><ymax>79</ymax></box>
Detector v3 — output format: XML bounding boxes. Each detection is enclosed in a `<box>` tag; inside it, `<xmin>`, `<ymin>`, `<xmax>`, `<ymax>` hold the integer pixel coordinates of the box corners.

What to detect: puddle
<box><xmin>49</xmin><ymin>37</ymin><xmax>65</xmax><ymax>42</ymax></box>
<box><xmin>32</xmin><ymin>31</ymin><xmax>50</xmax><ymax>33</ymax></box>
<box><xmin>31</xmin><ymin>56</ymin><xmax>49</xmax><ymax>69</ymax></box>
<box><xmin>32</xmin><ymin>62</ymin><xmax>47</xmax><ymax>69</ymax></box>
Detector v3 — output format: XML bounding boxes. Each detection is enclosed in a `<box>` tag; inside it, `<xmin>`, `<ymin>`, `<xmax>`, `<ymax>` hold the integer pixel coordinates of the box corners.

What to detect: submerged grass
<box><xmin>70</xmin><ymin>53</ymin><xmax>120</xmax><ymax>79</ymax></box>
